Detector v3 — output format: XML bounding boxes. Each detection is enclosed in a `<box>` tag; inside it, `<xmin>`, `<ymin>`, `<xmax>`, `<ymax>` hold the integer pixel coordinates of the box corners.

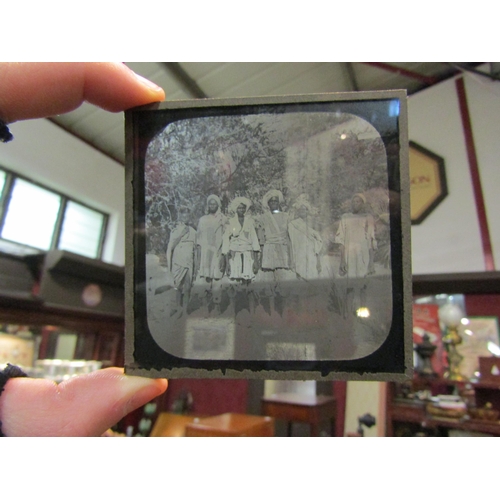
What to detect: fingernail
<box><xmin>120</xmin><ymin>376</ymin><xmax>168</xmax><ymax>415</ymax></box>
<box><xmin>119</xmin><ymin>374</ymin><xmax>167</xmax><ymax>396</ymax></box>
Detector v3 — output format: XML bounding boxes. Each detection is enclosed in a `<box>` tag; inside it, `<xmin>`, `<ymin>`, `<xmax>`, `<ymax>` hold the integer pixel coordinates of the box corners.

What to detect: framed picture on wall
<box><xmin>124</xmin><ymin>90</ymin><xmax>412</xmax><ymax>381</ymax></box>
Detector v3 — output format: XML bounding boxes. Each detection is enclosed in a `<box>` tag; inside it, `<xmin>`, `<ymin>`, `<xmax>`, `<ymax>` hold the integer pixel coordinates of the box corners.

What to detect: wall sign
<box><xmin>409</xmin><ymin>141</ymin><xmax>447</xmax><ymax>225</ymax></box>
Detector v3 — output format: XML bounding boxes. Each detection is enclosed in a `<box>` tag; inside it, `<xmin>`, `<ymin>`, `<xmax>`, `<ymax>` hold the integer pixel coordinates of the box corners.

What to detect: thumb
<box><xmin>0</xmin><ymin>367</ymin><xmax>168</xmax><ymax>437</ymax></box>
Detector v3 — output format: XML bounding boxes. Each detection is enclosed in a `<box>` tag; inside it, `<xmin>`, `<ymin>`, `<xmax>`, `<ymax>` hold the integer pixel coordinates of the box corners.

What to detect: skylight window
<box><xmin>0</xmin><ymin>170</ymin><xmax>5</xmax><ymax>195</ymax></box>
<box><xmin>0</xmin><ymin>167</ymin><xmax>108</xmax><ymax>259</ymax></box>
<box><xmin>1</xmin><ymin>178</ymin><xmax>61</xmax><ymax>250</ymax></box>
<box><xmin>58</xmin><ymin>201</ymin><xmax>105</xmax><ymax>259</ymax></box>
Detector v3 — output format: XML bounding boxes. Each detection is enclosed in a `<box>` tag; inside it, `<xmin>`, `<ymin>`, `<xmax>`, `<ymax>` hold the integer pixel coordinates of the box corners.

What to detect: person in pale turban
<box><xmin>259</xmin><ymin>189</ymin><xmax>291</xmax><ymax>271</ymax></box>
<box><xmin>166</xmin><ymin>206</ymin><xmax>197</xmax><ymax>308</ymax></box>
<box><xmin>262</xmin><ymin>189</ymin><xmax>284</xmax><ymax>211</ymax></box>
<box><xmin>196</xmin><ymin>194</ymin><xmax>227</xmax><ymax>282</ymax></box>
<box><xmin>288</xmin><ymin>195</ymin><xmax>323</xmax><ymax>280</ymax></box>
<box><xmin>222</xmin><ymin>197</ymin><xmax>260</xmax><ymax>282</ymax></box>
<box><xmin>335</xmin><ymin>192</ymin><xmax>377</xmax><ymax>315</ymax></box>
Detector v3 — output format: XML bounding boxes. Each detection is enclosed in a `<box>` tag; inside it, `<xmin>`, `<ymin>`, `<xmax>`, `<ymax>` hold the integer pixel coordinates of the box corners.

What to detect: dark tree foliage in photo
<box><xmin>144</xmin><ymin>112</ymin><xmax>390</xmax><ymax>258</ymax></box>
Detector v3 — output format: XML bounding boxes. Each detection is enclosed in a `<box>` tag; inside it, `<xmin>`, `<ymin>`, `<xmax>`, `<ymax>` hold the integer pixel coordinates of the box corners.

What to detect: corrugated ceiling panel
<box><xmin>126</xmin><ymin>62</ymin><xmax>192</xmax><ymax>100</ymax></box>
<box><xmin>181</xmin><ymin>62</ymin><xmax>230</xmax><ymax>81</ymax></box>
<box><xmin>74</xmin><ymin>108</ymin><xmax>121</xmax><ymax>142</ymax></box>
<box><xmin>191</xmin><ymin>62</ymin><xmax>276</xmax><ymax>96</ymax></box>
<box><xmin>267</xmin><ymin>63</ymin><xmax>351</xmax><ymax>95</ymax></box>
<box><xmin>45</xmin><ymin>62</ymin><xmax>471</xmax><ymax>164</ymax></box>
<box><xmin>220</xmin><ymin>62</ymin><xmax>330</xmax><ymax>97</ymax></box>
<box><xmin>353</xmin><ymin>62</ymin><xmax>451</xmax><ymax>92</ymax></box>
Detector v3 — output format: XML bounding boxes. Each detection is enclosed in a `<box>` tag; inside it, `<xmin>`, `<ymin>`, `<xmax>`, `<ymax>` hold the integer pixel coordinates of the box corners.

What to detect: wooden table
<box><xmin>261</xmin><ymin>393</ymin><xmax>336</xmax><ymax>437</ymax></box>
<box><xmin>185</xmin><ymin>413</ymin><xmax>275</xmax><ymax>437</ymax></box>
<box><xmin>150</xmin><ymin>413</ymin><xmax>205</xmax><ymax>437</ymax></box>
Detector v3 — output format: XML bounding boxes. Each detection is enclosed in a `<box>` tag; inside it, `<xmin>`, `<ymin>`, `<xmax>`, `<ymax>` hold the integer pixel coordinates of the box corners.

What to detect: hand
<box><xmin>0</xmin><ymin>368</ymin><xmax>168</xmax><ymax>437</ymax></box>
<box><xmin>0</xmin><ymin>62</ymin><xmax>165</xmax><ymax>124</ymax></box>
<box><xmin>0</xmin><ymin>63</ymin><xmax>167</xmax><ymax>436</ymax></box>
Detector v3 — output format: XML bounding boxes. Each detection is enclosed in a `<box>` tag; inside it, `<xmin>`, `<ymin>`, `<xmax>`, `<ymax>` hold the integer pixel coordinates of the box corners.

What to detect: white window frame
<box><xmin>0</xmin><ymin>166</ymin><xmax>108</xmax><ymax>259</ymax></box>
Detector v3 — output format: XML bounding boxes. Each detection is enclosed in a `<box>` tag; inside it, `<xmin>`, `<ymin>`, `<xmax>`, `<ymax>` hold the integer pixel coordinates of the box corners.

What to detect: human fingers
<box><xmin>0</xmin><ymin>62</ymin><xmax>165</xmax><ymax>123</ymax></box>
<box><xmin>0</xmin><ymin>367</ymin><xmax>168</xmax><ymax>437</ymax></box>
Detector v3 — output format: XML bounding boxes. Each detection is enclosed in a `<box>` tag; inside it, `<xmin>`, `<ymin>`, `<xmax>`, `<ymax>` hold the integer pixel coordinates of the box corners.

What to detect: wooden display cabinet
<box><xmin>0</xmin><ymin>250</ymin><xmax>125</xmax><ymax>367</ymax></box>
<box><xmin>386</xmin><ymin>378</ymin><xmax>500</xmax><ymax>436</ymax></box>
<box><xmin>385</xmin><ymin>271</ymin><xmax>500</xmax><ymax>437</ymax></box>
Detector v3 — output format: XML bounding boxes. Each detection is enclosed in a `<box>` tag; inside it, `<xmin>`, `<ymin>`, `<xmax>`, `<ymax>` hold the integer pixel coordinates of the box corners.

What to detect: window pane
<box><xmin>58</xmin><ymin>201</ymin><xmax>105</xmax><ymax>258</ymax></box>
<box><xmin>0</xmin><ymin>170</ymin><xmax>6</xmax><ymax>196</ymax></box>
<box><xmin>1</xmin><ymin>178</ymin><xmax>61</xmax><ymax>250</ymax></box>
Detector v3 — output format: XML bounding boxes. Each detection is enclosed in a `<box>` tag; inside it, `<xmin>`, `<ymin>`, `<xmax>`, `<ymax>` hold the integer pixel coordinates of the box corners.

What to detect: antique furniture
<box><xmin>185</xmin><ymin>413</ymin><xmax>274</xmax><ymax>437</ymax></box>
<box><xmin>0</xmin><ymin>250</ymin><xmax>125</xmax><ymax>366</ymax></box>
<box><xmin>386</xmin><ymin>377</ymin><xmax>500</xmax><ymax>436</ymax></box>
<box><xmin>438</xmin><ymin>302</ymin><xmax>467</xmax><ymax>381</ymax></box>
<box><xmin>150</xmin><ymin>413</ymin><xmax>203</xmax><ymax>437</ymax></box>
<box><xmin>261</xmin><ymin>392</ymin><xmax>336</xmax><ymax>437</ymax></box>
<box><xmin>387</xmin><ymin>271</ymin><xmax>500</xmax><ymax>436</ymax></box>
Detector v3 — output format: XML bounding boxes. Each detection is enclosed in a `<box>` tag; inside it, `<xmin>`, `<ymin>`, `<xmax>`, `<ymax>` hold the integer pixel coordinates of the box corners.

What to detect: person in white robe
<box><xmin>222</xmin><ymin>197</ymin><xmax>260</xmax><ymax>282</ymax></box>
<box><xmin>166</xmin><ymin>207</ymin><xmax>197</xmax><ymax>308</ymax></box>
<box><xmin>259</xmin><ymin>189</ymin><xmax>291</xmax><ymax>271</ymax></box>
<box><xmin>288</xmin><ymin>195</ymin><xmax>323</xmax><ymax>281</ymax></box>
<box><xmin>335</xmin><ymin>193</ymin><xmax>377</xmax><ymax>316</ymax></box>
<box><xmin>196</xmin><ymin>194</ymin><xmax>227</xmax><ymax>282</ymax></box>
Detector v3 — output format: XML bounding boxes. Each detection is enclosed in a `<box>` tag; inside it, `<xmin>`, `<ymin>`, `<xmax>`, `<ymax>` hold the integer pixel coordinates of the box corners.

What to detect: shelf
<box><xmin>472</xmin><ymin>381</ymin><xmax>500</xmax><ymax>390</ymax></box>
<box><xmin>413</xmin><ymin>271</ymin><xmax>500</xmax><ymax>295</ymax></box>
<box><xmin>390</xmin><ymin>400</ymin><xmax>500</xmax><ymax>436</ymax></box>
<box><xmin>388</xmin><ymin>271</ymin><xmax>500</xmax><ymax>435</ymax></box>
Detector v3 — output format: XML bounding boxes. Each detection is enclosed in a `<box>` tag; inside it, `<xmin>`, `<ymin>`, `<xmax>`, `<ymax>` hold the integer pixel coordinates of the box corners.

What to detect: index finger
<box><xmin>0</xmin><ymin>367</ymin><xmax>168</xmax><ymax>437</ymax></box>
<box><xmin>0</xmin><ymin>62</ymin><xmax>165</xmax><ymax>123</ymax></box>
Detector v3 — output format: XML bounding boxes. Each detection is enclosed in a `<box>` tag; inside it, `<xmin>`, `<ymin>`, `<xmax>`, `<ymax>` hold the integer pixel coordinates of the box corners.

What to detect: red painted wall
<box><xmin>162</xmin><ymin>379</ymin><xmax>249</xmax><ymax>416</ymax></box>
<box><xmin>333</xmin><ymin>381</ymin><xmax>347</xmax><ymax>437</ymax></box>
<box><xmin>466</xmin><ymin>294</ymin><xmax>500</xmax><ymax>318</ymax></box>
<box><xmin>159</xmin><ymin>378</ymin><xmax>346</xmax><ymax>436</ymax></box>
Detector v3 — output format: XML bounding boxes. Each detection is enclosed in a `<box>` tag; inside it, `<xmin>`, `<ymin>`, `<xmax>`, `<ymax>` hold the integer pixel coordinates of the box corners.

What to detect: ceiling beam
<box><xmin>343</xmin><ymin>62</ymin><xmax>359</xmax><ymax>91</ymax></box>
<box><xmin>362</xmin><ymin>62</ymin><xmax>439</xmax><ymax>85</ymax></box>
<box><xmin>47</xmin><ymin>118</ymin><xmax>125</xmax><ymax>166</ymax></box>
<box><xmin>449</xmin><ymin>63</ymin><xmax>500</xmax><ymax>82</ymax></box>
<box><xmin>162</xmin><ymin>62</ymin><xmax>208</xmax><ymax>99</ymax></box>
